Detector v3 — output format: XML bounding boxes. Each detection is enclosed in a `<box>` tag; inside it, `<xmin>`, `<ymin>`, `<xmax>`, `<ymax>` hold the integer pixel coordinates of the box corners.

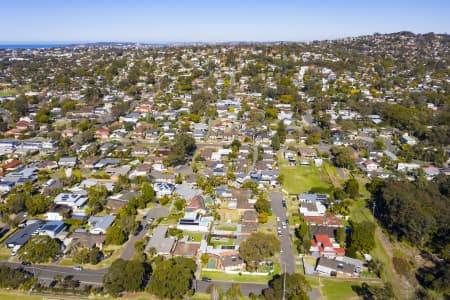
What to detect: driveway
<box><xmin>268</xmin><ymin>192</ymin><xmax>296</xmax><ymax>274</ymax></box>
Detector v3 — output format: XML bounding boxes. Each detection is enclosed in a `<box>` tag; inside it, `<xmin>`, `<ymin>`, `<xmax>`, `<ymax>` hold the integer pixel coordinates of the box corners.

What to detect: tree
<box><xmin>124</xmin><ymin>260</ymin><xmax>146</xmax><ymax>291</ymax></box>
<box><xmin>25</xmin><ymin>194</ymin><xmax>51</xmax><ymax>216</ymax></box>
<box><xmin>271</xmin><ymin>134</ymin><xmax>280</xmax><ymax>150</ymax></box>
<box><xmin>141</xmin><ymin>182</ymin><xmax>155</xmax><ymax>204</ymax></box>
<box><xmin>21</xmin><ymin>235</ymin><xmax>60</xmax><ymax>263</ymax></box>
<box><xmin>336</xmin><ymin>227</ymin><xmax>347</xmax><ymax>247</ymax></box>
<box><xmin>225</xmin><ymin>283</ymin><xmax>242</xmax><ymax>300</ymax></box>
<box><xmin>331</xmin><ymin>146</ymin><xmax>356</xmax><ymax>169</ymax></box>
<box><xmin>348</xmin><ymin>221</ymin><xmax>375</xmax><ymax>256</ymax></box>
<box><xmin>306</xmin><ymin>132</ymin><xmax>321</xmax><ymax>145</ymax></box>
<box><xmin>103</xmin><ymin>259</ymin><xmax>147</xmax><ymax>296</ymax></box>
<box><xmin>276</xmin><ymin>120</ymin><xmax>287</xmax><ymax>144</ymax></box>
<box><xmin>263</xmin><ymin>273</ymin><xmax>311</xmax><ymax>300</ymax></box>
<box><xmin>147</xmin><ymin>257</ymin><xmax>196</xmax><ymax>299</ymax></box>
<box><xmin>255</xmin><ymin>193</ymin><xmax>271</xmax><ymax>214</ymax></box>
<box><xmin>239</xmin><ymin>232</ymin><xmax>280</xmax><ymax>271</ymax></box>
<box><xmin>344</xmin><ymin>179</ymin><xmax>359</xmax><ymax>199</ymax></box>
<box><xmin>6</xmin><ymin>191</ymin><xmax>27</xmax><ymax>214</ymax></box>
<box><xmin>87</xmin><ymin>185</ymin><xmax>109</xmax><ymax>214</ymax></box>
<box><xmin>105</xmin><ymin>225</ymin><xmax>127</xmax><ymax>245</ymax></box>
<box><xmin>167</xmin><ymin>133</ymin><xmax>196</xmax><ymax>165</ymax></box>
<box><xmin>0</xmin><ymin>266</ymin><xmax>33</xmax><ymax>289</ymax></box>
<box><xmin>73</xmin><ymin>247</ymin><xmax>100</xmax><ymax>265</ymax></box>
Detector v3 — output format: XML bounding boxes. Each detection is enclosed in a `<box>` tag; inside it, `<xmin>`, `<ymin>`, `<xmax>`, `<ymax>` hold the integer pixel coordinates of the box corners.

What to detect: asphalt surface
<box><xmin>0</xmin><ymin>262</ymin><xmax>107</xmax><ymax>285</ymax></box>
<box><xmin>269</xmin><ymin>191</ymin><xmax>296</xmax><ymax>274</ymax></box>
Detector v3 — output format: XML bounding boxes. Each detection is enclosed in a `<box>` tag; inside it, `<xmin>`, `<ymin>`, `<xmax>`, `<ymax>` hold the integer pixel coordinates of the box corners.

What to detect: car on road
<box><xmin>201</xmin><ymin>277</ymin><xmax>212</xmax><ymax>282</ymax></box>
<box><xmin>73</xmin><ymin>266</ymin><xmax>83</xmax><ymax>271</ymax></box>
<box><xmin>282</xmin><ymin>223</ymin><xmax>287</xmax><ymax>229</ymax></box>
<box><xmin>21</xmin><ymin>261</ymin><xmax>31</xmax><ymax>266</ymax></box>
<box><xmin>276</xmin><ymin>217</ymin><xmax>280</xmax><ymax>222</ymax></box>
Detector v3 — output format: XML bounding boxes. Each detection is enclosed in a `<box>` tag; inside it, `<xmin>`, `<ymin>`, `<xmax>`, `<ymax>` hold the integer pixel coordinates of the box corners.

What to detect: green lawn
<box><xmin>215</xmin><ymin>225</ymin><xmax>237</xmax><ymax>231</ymax></box>
<box><xmin>200</xmin><ymin>270</ymin><xmax>271</xmax><ymax>283</ymax></box>
<box><xmin>184</xmin><ymin>232</ymin><xmax>203</xmax><ymax>242</ymax></box>
<box><xmin>211</xmin><ymin>237</ymin><xmax>234</xmax><ymax>247</ymax></box>
<box><xmin>0</xmin><ymin>89</ymin><xmax>18</xmax><ymax>97</ymax></box>
<box><xmin>0</xmin><ymin>290</ymin><xmax>43</xmax><ymax>300</ymax></box>
<box><xmin>280</xmin><ymin>164</ymin><xmax>332</xmax><ymax>194</ymax></box>
<box><xmin>0</xmin><ymin>246</ymin><xmax>12</xmax><ymax>261</ymax></box>
<box><xmin>321</xmin><ymin>278</ymin><xmax>364</xmax><ymax>300</ymax></box>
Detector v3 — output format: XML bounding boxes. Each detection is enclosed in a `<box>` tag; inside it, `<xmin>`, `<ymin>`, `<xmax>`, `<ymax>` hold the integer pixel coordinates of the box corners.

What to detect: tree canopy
<box><xmin>147</xmin><ymin>257</ymin><xmax>196</xmax><ymax>300</ymax></box>
<box><xmin>263</xmin><ymin>273</ymin><xmax>311</xmax><ymax>300</ymax></box>
<box><xmin>21</xmin><ymin>235</ymin><xmax>61</xmax><ymax>263</ymax></box>
<box><xmin>239</xmin><ymin>232</ymin><xmax>280</xmax><ymax>270</ymax></box>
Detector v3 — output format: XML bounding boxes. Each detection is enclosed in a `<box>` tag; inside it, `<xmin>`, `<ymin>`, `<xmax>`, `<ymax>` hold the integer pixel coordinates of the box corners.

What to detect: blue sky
<box><xmin>1</xmin><ymin>0</ymin><xmax>449</xmax><ymax>42</ymax></box>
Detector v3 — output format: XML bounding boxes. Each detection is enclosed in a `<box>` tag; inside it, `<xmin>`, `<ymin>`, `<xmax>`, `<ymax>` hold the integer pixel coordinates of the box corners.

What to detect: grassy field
<box><xmin>280</xmin><ymin>164</ymin><xmax>332</xmax><ymax>194</ymax></box>
<box><xmin>0</xmin><ymin>88</ymin><xmax>18</xmax><ymax>97</ymax></box>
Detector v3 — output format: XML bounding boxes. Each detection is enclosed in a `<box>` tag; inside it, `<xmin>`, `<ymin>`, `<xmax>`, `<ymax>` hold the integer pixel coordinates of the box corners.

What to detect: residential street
<box><xmin>0</xmin><ymin>262</ymin><xmax>107</xmax><ymax>285</ymax></box>
<box><xmin>268</xmin><ymin>191</ymin><xmax>296</xmax><ymax>274</ymax></box>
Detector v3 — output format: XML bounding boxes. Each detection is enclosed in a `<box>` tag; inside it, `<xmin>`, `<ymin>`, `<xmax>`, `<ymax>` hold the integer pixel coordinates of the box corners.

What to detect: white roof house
<box><xmin>88</xmin><ymin>216</ymin><xmax>116</xmax><ymax>235</ymax></box>
<box><xmin>54</xmin><ymin>193</ymin><xmax>88</xmax><ymax>209</ymax></box>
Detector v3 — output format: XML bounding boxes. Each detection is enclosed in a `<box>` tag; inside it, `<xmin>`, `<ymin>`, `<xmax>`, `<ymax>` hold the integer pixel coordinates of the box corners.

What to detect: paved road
<box><xmin>195</xmin><ymin>280</ymin><xmax>267</xmax><ymax>296</ymax></box>
<box><xmin>268</xmin><ymin>192</ymin><xmax>296</xmax><ymax>274</ymax></box>
<box><xmin>303</xmin><ymin>110</ymin><xmax>315</xmax><ymax>127</ymax></box>
<box><xmin>0</xmin><ymin>262</ymin><xmax>107</xmax><ymax>285</ymax></box>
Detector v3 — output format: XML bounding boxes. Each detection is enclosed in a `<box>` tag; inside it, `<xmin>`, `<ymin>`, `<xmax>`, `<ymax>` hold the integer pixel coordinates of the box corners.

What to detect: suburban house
<box><xmin>310</xmin><ymin>234</ymin><xmax>345</xmax><ymax>257</ymax></box>
<box><xmin>145</xmin><ymin>225</ymin><xmax>176</xmax><ymax>256</ymax></box>
<box><xmin>54</xmin><ymin>192</ymin><xmax>88</xmax><ymax>213</ymax></box>
<box><xmin>4</xmin><ymin>221</ymin><xmax>43</xmax><ymax>248</ymax></box>
<box><xmin>315</xmin><ymin>256</ymin><xmax>361</xmax><ymax>278</ymax></box>
<box><xmin>35</xmin><ymin>221</ymin><xmax>66</xmax><ymax>238</ymax></box>
<box><xmin>177</xmin><ymin>212</ymin><xmax>213</xmax><ymax>232</ymax></box>
<box><xmin>298</xmin><ymin>147</ymin><xmax>318</xmax><ymax>159</ymax></box>
<box><xmin>70</xmin><ymin>229</ymin><xmax>106</xmax><ymax>250</ymax></box>
<box><xmin>45</xmin><ymin>205</ymin><xmax>71</xmax><ymax>221</ymax></box>
<box><xmin>88</xmin><ymin>215</ymin><xmax>116</xmax><ymax>234</ymax></box>
<box><xmin>153</xmin><ymin>182</ymin><xmax>175</xmax><ymax>197</ymax></box>
<box><xmin>58</xmin><ymin>157</ymin><xmax>78</xmax><ymax>168</ymax></box>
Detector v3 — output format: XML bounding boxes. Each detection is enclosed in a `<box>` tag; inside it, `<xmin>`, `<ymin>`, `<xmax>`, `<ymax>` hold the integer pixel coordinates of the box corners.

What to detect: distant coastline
<box><xmin>0</xmin><ymin>44</ymin><xmax>72</xmax><ymax>49</ymax></box>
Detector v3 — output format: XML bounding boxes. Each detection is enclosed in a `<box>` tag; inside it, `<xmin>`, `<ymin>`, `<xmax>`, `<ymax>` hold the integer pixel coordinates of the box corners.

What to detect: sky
<box><xmin>1</xmin><ymin>0</ymin><xmax>449</xmax><ymax>43</ymax></box>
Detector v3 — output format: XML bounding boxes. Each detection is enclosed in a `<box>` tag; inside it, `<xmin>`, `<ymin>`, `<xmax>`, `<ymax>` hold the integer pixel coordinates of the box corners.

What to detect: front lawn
<box><xmin>321</xmin><ymin>278</ymin><xmax>382</xmax><ymax>300</ymax></box>
<box><xmin>200</xmin><ymin>270</ymin><xmax>271</xmax><ymax>283</ymax></box>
